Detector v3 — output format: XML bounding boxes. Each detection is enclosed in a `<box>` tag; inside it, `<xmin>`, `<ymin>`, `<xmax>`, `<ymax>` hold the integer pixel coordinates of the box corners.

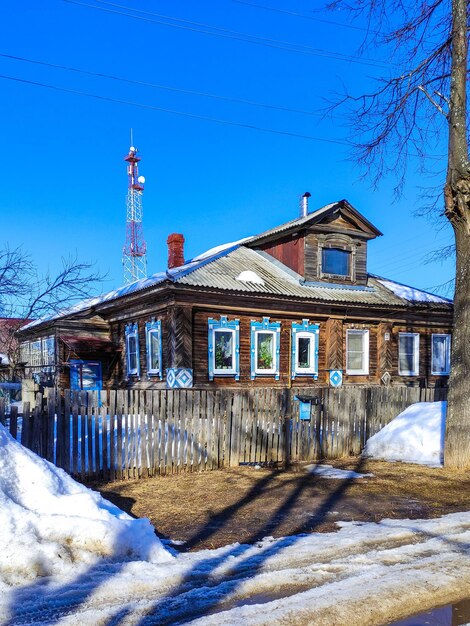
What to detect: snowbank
<box><xmin>0</xmin><ymin>424</ymin><xmax>172</xmax><ymax>586</ymax></box>
<box><xmin>363</xmin><ymin>401</ymin><xmax>446</xmax><ymax>467</ymax></box>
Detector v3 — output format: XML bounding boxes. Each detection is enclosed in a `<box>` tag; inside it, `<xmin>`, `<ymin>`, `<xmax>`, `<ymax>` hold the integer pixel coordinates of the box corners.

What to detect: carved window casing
<box><xmin>318</xmin><ymin>234</ymin><xmax>356</xmax><ymax>282</ymax></box>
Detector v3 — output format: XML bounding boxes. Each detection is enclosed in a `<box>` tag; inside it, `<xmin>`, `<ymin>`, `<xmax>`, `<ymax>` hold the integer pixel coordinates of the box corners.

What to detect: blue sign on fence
<box><xmin>299</xmin><ymin>400</ymin><xmax>311</xmax><ymax>421</ymax></box>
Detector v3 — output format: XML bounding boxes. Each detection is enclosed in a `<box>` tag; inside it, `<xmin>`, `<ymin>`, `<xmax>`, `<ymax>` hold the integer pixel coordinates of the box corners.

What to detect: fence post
<box><xmin>282</xmin><ymin>387</ymin><xmax>292</xmax><ymax>469</ymax></box>
<box><xmin>9</xmin><ymin>405</ymin><xmax>18</xmax><ymax>440</ymax></box>
<box><xmin>21</xmin><ymin>401</ymin><xmax>31</xmax><ymax>449</ymax></box>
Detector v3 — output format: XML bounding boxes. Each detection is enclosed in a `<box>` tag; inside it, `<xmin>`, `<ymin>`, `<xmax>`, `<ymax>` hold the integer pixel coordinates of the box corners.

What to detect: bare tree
<box><xmin>329</xmin><ymin>0</ymin><xmax>469</xmax><ymax>468</ymax></box>
<box><xmin>0</xmin><ymin>248</ymin><xmax>104</xmax><ymax>378</ymax></box>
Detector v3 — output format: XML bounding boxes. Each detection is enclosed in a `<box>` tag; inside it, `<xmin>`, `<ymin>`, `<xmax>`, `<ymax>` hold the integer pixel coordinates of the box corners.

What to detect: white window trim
<box><xmin>146</xmin><ymin>328</ymin><xmax>162</xmax><ymax>376</ymax></box>
<box><xmin>398</xmin><ymin>332</ymin><xmax>420</xmax><ymax>376</ymax></box>
<box><xmin>431</xmin><ymin>333</ymin><xmax>451</xmax><ymax>375</ymax></box>
<box><xmin>294</xmin><ymin>331</ymin><xmax>317</xmax><ymax>375</ymax></box>
<box><xmin>346</xmin><ymin>329</ymin><xmax>370</xmax><ymax>375</ymax></box>
<box><xmin>212</xmin><ymin>327</ymin><xmax>237</xmax><ymax>376</ymax></box>
<box><xmin>126</xmin><ymin>329</ymin><xmax>139</xmax><ymax>376</ymax></box>
<box><xmin>254</xmin><ymin>329</ymin><xmax>277</xmax><ymax>375</ymax></box>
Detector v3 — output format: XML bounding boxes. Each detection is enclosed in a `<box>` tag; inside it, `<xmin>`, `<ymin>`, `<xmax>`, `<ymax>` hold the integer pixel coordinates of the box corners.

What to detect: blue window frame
<box><xmin>70</xmin><ymin>360</ymin><xmax>102</xmax><ymax>391</ymax></box>
<box><xmin>322</xmin><ymin>248</ymin><xmax>350</xmax><ymax>276</ymax></box>
<box><xmin>125</xmin><ymin>322</ymin><xmax>140</xmax><ymax>377</ymax></box>
<box><xmin>291</xmin><ymin>320</ymin><xmax>319</xmax><ymax>379</ymax></box>
<box><xmin>146</xmin><ymin>319</ymin><xmax>162</xmax><ymax>378</ymax></box>
<box><xmin>208</xmin><ymin>316</ymin><xmax>240</xmax><ymax>380</ymax></box>
<box><xmin>250</xmin><ymin>317</ymin><xmax>281</xmax><ymax>380</ymax></box>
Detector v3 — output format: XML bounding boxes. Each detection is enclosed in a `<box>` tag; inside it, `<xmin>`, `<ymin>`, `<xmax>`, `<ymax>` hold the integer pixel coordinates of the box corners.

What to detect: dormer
<box><xmin>246</xmin><ymin>199</ymin><xmax>382</xmax><ymax>286</ymax></box>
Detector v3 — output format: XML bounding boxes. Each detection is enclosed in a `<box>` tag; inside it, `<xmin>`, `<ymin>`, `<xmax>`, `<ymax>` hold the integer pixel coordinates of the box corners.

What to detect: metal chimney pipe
<box><xmin>300</xmin><ymin>192</ymin><xmax>311</xmax><ymax>217</ymax></box>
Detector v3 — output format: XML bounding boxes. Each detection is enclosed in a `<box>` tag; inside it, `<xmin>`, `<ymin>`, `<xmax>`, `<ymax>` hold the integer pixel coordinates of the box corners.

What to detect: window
<box><xmin>208</xmin><ymin>316</ymin><xmax>240</xmax><ymax>380</ymax></box>
<box><xmin>146</xmin><ymin>320</ymin><xmax>162</xmax><ymax>377</ymax></box>
<box><xmin>125</xmin><ymin>323</ymin><xmax>140</xmax><ymax>377</ymax></box>
<box><xmin>20</xmin><ymin>342</ymin><xmax>30</xmax><ymax>364</ymax></box>
<box><xmin>346</xmin><ymin>329</ymin><xmax>369</xmax><ymax>375</ymax></box>
<box><xmin>256</xmin><ymin>332</ymin><xmax>276</xmax><ymax>372</ymax></box>
<box><xmin>398</xmin><ymin>333</ymin><xmax>419</xmax><ymax>376</ymax></box>
<box><xmin>250</xmin><ymin>317</ymin><xmax>281</xmax><ymax>379</ymax></box>
<box><xmin>322</xmin><ymin>248</ymin><xmax>350</xmax><ymax>276</ymax></box>
<box><xmin>432</xmin><ymin>334</ymin><xmax>451</xmax><ymax>375</ymax></box>
<box><xmin>20</xmin><ymin>336</ymin><xmax>56</xmax><ymax>374</ymax></box>
<box><xmin>42</xmin><ymin>336</ymin><xmax>55</xmax><ymax>366</ymax></box>
<box><xmin>291</xmin><ymin>320</ymin><xmax>319</xmax><ymax>378</ymax></box>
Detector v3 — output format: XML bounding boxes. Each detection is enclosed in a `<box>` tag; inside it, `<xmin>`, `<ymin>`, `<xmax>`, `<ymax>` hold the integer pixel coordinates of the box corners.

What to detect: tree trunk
<box><xmin>443</xmin><ymin>0</ymin><xmax>470</xmax><ymax>469</ymax></box>
<box><xmin>445</xmin><ymin>209</ymin><xmax>470</xmax><ymax>468</ymax></box>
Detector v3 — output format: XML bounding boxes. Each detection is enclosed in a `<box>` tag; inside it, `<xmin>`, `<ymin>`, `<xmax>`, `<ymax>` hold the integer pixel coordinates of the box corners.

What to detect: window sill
<box><xmin>294</xmin><ymin>371</ymin><xmax>318</xmax><ymax>376</ymax></box>
<box><xmin>213</xmin><ymin>371</ymin><xmax>239</xmax><ymax>377</ymax></box>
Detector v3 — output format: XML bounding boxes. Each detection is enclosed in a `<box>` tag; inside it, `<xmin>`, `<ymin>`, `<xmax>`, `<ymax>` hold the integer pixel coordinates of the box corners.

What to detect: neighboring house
<box><xmin>0</xmin><ymin>318</ymin><xmax>32</xmax><ymax>382</ymax></box>
<box><xmin>17</xmin><ymin>199</ymin><xmax>453</xmax><ymax>391</ymax></box>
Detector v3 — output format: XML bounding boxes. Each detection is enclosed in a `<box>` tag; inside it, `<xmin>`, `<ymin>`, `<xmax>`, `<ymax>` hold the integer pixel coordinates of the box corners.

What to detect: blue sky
<box><xmin>2</xmin><ymin>0</ymin><xmax>454</xmax><ymax>298</ymax></box>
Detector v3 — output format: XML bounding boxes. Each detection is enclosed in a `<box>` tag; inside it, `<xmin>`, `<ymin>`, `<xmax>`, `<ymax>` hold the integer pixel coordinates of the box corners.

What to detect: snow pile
<box><xmin>236</xmin><ymin>270</ymin><xmax>265</xmax><ymax>285</ymax></box>
<box><xmin>0</xmin><ymin>425</ymin><xmax>172</xmax><ymax>585</ymax></box>
<box><xmin>305</xmin><ymin>464</ymin><xmax>373</xmax><ymax>479</ymax></box>
<box><xmin>363</xmin><ymin>401</ymin><xmax>446</xmax><ymax>467</ymax></box>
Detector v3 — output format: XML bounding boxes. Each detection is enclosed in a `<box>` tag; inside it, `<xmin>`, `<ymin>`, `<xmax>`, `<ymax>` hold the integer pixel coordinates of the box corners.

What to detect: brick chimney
<box><xmin>167</xmin><ymin>233</ymin><xmax>185</xmax><ymax>269</ymax></box>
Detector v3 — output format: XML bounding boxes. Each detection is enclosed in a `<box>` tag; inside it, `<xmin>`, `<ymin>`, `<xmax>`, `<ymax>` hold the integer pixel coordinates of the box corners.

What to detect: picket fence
<box><xmin>1</xmin><ymin>385</ymin><xmax>447</xmax><ymax>482</ymax></box>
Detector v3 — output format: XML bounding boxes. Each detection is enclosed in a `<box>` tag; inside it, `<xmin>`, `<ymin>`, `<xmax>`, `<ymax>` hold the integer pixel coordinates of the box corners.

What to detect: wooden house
<box><xmin>17</xmin><ymin>199</ymin><xmax>453</xmax><ymax>392</ymax></box>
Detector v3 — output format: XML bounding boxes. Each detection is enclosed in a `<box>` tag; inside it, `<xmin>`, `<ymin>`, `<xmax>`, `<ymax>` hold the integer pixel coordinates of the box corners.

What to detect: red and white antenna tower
<box><xmin>122</xmin><ymin>138</ymin><xmax>148</xmax><ymax>284</ymax></box>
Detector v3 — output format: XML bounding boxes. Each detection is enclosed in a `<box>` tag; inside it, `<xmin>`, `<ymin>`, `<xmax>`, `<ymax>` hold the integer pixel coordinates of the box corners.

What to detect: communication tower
<box><xmin>122</xmin><ymin>144</ymin><xmax>148</xmax><ymax>284</ymax></box>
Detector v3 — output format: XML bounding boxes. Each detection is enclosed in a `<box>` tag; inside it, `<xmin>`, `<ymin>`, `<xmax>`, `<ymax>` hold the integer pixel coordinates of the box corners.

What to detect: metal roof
<box><xmin>174</xmin><ymin>246</ymin><xmax>451</xmax><ymax>308</ymax></box>
<box><xmin>20</xmin><ymin>216</ymin><xmax>450</xmax><ymax>333</ymax></box>
<box><xmin>245</xmin><ymin>199</ymin><xmax>382</xmax><ymax>246</ymax></box>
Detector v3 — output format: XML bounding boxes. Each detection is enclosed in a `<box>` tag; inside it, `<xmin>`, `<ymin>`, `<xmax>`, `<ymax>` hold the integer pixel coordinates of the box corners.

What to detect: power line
<box><xmin>0</xmin><ymin>73</ymin><xmax>353</xmax><ymax>145</ymax></box>
<box><xmin>0</xmin><ymin>73</ymin><xmax>445</xmax><ymax>160</ymax></box>
<box><xmin>63</xmin><ymin>0</ymin><xmax>393</xmax><ymax>70</ymax></box>
<box><xmin>0</xmin><ymin>53</ymin><xmax>322</xmax><ymax>118</ymax></box>
<box><xmin>231</xmin><ymin>0</ymin><xmax>381</xmax><ymax>36</ymax></box>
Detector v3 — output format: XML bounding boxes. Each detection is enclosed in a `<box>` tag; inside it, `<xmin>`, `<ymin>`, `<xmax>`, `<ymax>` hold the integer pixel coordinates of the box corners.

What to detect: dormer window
<box><xmin>322</xmin><ymin>247</ymin><xmax>350</xmax><ymax>277</ymax></box>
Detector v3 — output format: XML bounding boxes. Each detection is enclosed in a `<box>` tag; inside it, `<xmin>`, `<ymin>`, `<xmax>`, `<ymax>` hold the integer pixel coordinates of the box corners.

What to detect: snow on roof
<box><xmin>20</xmin><ymin>233</ymin><xmax>451</xmax><ymax>334</ymax></box>
<box><xmin>236</xmin><ymin>269</ymin><xmax>265</xmax><ymax>285</ymax></box>
<box><xmin>363</xmin><ymin>401</ymin><xmax>446</xmax><ymax>467</ymax></box>
<box><xmin>0</xmin><ymin>424</ymin><xmax>171</xmax><ymax>585</ymax></box>
<box><xmin>191</xmin><ymin>236</ymin><xmax>253</xmax><ymax>262</ymax></box>
<box><xmin>375</xmin><ymin>276</ymin><xmax>452</xmax><ymax>304</ymax></box>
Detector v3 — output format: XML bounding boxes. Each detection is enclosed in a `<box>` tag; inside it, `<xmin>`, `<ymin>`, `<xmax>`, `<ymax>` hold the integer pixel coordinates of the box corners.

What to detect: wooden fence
<box><xmin>0</xmin><ymin>385</ymin><xmax>447</xmax><ymax>482</ymax></box>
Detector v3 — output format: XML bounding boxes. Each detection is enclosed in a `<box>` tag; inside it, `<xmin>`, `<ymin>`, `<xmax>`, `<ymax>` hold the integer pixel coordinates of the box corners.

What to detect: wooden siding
<box><xmin>192</xmin><ymin>309</ymin><xmax>451</xmax><ymax>389</ymax></box>
<box><xmin>304</xmin><ymin>231</ymin><xmax>368</xmax><ymax>285</ymax></box>
<box><xmin>167</xmin><ymin>305</ymin><xmax>193</xmax><ymax>369</ymax></box>
<box><xmin>259</xmin><ymin>233</ymin><xmax>304</xmax><ymax>275</ymax></box>
<box><xmin>193</xmin><ymin>309</ymin><xmax>327</xmax><ymax>388</ymax></box>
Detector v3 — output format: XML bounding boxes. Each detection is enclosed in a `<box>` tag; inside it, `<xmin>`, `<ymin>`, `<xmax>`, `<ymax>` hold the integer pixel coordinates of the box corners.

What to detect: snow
<box><xmin>305</xmin><ymin>464</ymin><xmax>373</xmax><ymax>479</ymax></box>
<box><xmin>191</xmin><ymin>237</ymin><xmax>253</xmax><ymax>262</ymax></box>
<box><xmin>3</xmin><ymin>510</ymin><xmax>470</xmax><ymax>625</ymax></box>
<box><xmin>0</xmin><ymin>424</ymin><xmax>171</xmax><ymax>587</ymax></box>
<box><xmin>0</xmin><ymin>352</ymin><xmax>9</xmax><ymax>365</ymax></box>
<box><xmin>21</xmin><ymin>240</ymin><xmax>252</xmax><ymax>332</ymax></box>
<box><xmin>236</xmin><ymin>270</ymin><xmax>265</xmax><ymax>285</ymax></box>
<box><xmin>363</xmin><ymin>401</ymin><xmax>446</xmax><ymax>467</ymax></box>
<box><xmin>376</xmin><ymin>277</ymin><xmax>451</xmax><ymax>304</ymax></box>
<box><xmin>2</xmin><ymin>401</ymin><xmax>469</xmax><ymax>625</ymax></box>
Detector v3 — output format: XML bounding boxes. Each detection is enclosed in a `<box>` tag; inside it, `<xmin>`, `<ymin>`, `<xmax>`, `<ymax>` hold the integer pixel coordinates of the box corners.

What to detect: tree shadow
<box><xmin>116</xmin><ymin>457</ymin><xmax>369</xmax><ymax>625</ymax></box>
